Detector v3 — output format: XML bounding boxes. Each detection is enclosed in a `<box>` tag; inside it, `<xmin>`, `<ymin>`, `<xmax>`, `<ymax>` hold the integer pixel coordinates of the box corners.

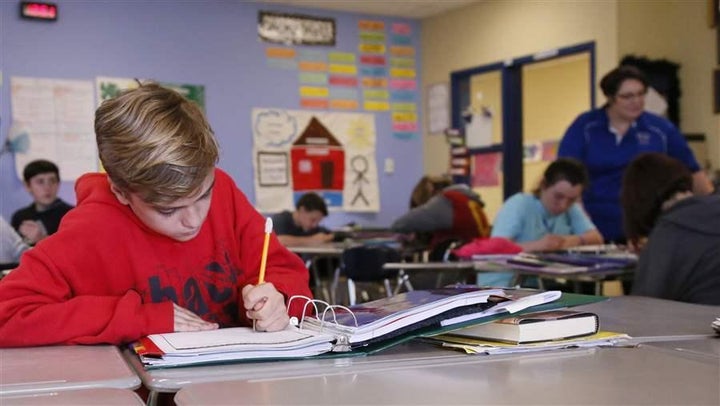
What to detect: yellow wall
<box><xmin>617</xmin><ymin>0</ymin><xmax>719</xmax><ymax>170</ymax></box>
<box><xmin>421</xmin><ymin>0</ymin><xmax>619</xmax><ymax>178</ymax></box>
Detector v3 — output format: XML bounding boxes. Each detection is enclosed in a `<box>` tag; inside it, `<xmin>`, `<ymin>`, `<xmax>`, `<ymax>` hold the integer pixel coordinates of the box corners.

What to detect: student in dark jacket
<box><xmin>621</xmin><ymin>152</ymin><xmax>720</xmax><ymax>305</ymax></box>
<box><xmin>11</xmin><ymin>159</ymin><xmax>73</xmax><ymax>245</ymax></box>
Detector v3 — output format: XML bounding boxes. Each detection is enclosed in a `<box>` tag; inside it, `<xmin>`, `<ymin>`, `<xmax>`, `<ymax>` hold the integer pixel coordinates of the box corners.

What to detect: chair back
<box><xmin>341</xmin><ymin>245</ymin><xmax>401</xmax><ymax>282</ymax></box>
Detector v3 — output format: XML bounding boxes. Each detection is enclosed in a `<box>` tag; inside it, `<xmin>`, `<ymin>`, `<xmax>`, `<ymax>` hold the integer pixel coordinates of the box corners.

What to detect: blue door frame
<box><xmin>450</xmin><ymin>41</ymin><xmax>596</xmax><ymax>199</ymax></box>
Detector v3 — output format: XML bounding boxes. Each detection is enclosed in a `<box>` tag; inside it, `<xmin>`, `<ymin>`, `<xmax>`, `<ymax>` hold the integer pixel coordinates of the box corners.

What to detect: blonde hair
<box><xmin>95</xmin><ymin>83</ymin><xmax>219</xmax><ymax>204</ymax></box>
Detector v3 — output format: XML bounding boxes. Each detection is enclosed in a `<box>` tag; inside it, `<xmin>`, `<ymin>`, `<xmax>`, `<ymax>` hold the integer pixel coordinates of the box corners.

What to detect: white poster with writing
<box><xmin>252</xmin><ymin>108</ymin><xmax>378</xmax><ymax>213</ymax></box>
<box><xmin>11</xmin><ymin>77</ymin><xmax>97</xmax><ymax>181</ymax></box>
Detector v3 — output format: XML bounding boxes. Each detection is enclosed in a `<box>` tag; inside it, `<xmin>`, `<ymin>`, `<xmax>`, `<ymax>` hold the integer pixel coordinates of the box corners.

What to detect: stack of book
<box><xmin>428</xmin><ymin>309</ymin><xmax>629</xmax><ymax>355</ymax></box>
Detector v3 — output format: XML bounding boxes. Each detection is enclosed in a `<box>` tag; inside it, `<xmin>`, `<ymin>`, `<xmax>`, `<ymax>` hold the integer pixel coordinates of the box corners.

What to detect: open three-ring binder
<box><xmin>133</xmin><ymin>287</ymin><xmax>605</xmax><ymax>369</ymax></box>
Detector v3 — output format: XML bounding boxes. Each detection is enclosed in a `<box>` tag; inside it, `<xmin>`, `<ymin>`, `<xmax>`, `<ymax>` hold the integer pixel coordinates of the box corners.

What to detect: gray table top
<box><xmin>638</xmin><ymin>337</ymin><xmax>720</xmax><ymax>359</ymax></box>
<box><xmin>127</xmin><ymin>295</ymin><xmax>719</xmax><ymax>394</ymax></box>
<box><xmin>174</xmin><ymin>346</ymin><xmax>720</xmax><ymax>405</ymax></box>
<box><xmin>574</xmin><ymin>295</ymin><xmax>719</xmax><ymax>342</ymax></box>
<box><xmin>0</xmin><ymin>388</ymin><xmax>144</xmax><ymax>405</ymax></box>
<box><xmin>0</xmin><ymin>345</ymin><xmax>141</xmax><ymax>396</ymax></box>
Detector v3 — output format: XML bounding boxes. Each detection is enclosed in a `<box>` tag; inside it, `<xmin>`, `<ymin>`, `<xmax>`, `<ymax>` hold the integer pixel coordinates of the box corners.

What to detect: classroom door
<box><xmin>521</xmin><ymin>53</ymin><xmax>591</xmax><ymax>191</ymax></box>
<box><xmin>467</xmin><ymin>70</ymin><xmax>503</xmax><ymax>222</ymax></box>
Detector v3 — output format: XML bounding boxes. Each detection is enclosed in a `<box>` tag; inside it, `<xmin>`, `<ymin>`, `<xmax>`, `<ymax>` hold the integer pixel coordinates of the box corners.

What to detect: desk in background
<box><xmin>174</xmin><ymin>346</ymin><xmax>719</xmax><ymax>405</ymax></box>
<box><xmin>0</xmin><ymin>345</ymin><xmax>140</xmax><ymax>396</ymax></box>
<box><xmin>287</xmin><ymin>243</ymin><xmax>346</xmax><ymax>303</ymax></box>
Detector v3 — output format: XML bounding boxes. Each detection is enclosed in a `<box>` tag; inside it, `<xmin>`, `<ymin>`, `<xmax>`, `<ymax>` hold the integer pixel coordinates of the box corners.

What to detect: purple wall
<box><xmin>0</xmin><ymin>1</ymin><xmax>423</xmax><ymax>228</ymax></box>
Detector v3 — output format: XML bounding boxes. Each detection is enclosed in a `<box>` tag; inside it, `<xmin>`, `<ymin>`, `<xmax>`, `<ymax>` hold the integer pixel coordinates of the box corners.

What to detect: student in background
<box><xmin>391</xmin><ymin>175</ymin><xmax>490</xmax><ymax>255</ymax></box>
<box><xmin>621</xmin><ymin>153</ymin><xmax>720</xmax><ymax>305</ymax></box>
<box><xmin>271</xmin><ymin>192</ymin><xmax>334</xmax><ymax>247</ymax></box>
<box><xmin>558</xmin><ymin>65</ymin><xmax>713</xmax><ymax>244</ymax></box>
<box><xmin>0</xmin><ymin>216</ymin><xmax>30</xmax><ymax>264</ymax></box>
<box><xmin>11</xmin><ymin>159</ymin><xmax>74</xmax><ymax>245</ymax></box>
<box><xmin>0</xmin><ymin>83</ymin><xmax>312</xmax><ymax>347</ymax></box>
<box><xmin>408</xmin><ymin>174</ymin><xmax>452</xmax><ymax>209</ymax></box>
<box><xmin>491</xmin><ymin>158</ymin><xmax>603</xmax><ymax>252</ymax></box>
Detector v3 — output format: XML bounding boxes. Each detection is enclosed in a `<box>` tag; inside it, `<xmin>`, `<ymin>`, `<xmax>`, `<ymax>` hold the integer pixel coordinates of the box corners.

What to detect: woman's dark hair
<box><xmin>600</xmin><ymin>65</ymin><xmax>649</xmax><ymax>97</ymax></box>
<box><xmin>621</xmin><ymin>153</ymin><xmax>692</xmax><ymax>247</ymax></box>
<box><xmin>532</xmin><ymin>158</ymin><xmax>589</xmax><ymax>196</ymax></box>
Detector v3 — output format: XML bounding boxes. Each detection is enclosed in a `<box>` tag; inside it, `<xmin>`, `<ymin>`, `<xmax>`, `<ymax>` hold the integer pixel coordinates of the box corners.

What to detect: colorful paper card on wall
<box><xmin>364</xmin><ymin>100</ymin><xmax>390</xmax><ymax>111</ymax></box>
<box><xmin>523</xmin><ymin>142</ymin><xmax>543</xmax><ymax>163</ymax></box>
<box><xmin>361</xmin><ymin>77</ymin><xmax>388</xmax><ymax>88</ymax></box>
<box><xmin>392</xmin><ymin>122</ymin><xmax>417</xmax><ymax>132</ymax></box>
<box><xmin>329</xmin><ymin>75</ymin><xmax>358</xmax><ymax>87</ymax></box>
<box><xmin>390</xmin><ymin>58</ymin><xmax>414</xmax><ymax>68</ymax></box>
<box><xmin>389</xmin><ymin>79</ymin><xmax>416</xmax><ymax>90</ymax></box>
<box><xmin>358</xmin><ymin>20</ymin><xmax>384</xmax><ymax>31</ymax></box>
<box><xmin>390</xmin><ymin>46</ymin><xmax>414</xmax><ymax>57</ymax></box>
<box><xmin>266</xmin><ymin>47</ymin><xmax>296</xmax><ymax>59</ymax></box>
<box><xmin>390</xmin><ymin>90</ymin><xmax>415</xmax><ymax>101</ymax></box>
<box><xmin>300</xmin><ymin>98</ymin><xmax>329</xmax><ymax>109</ymax></box>
<box><xmin>390</xmin><ymin>68</ymin><xmax>416</xmax><ymax>78</ymax></box>
<box><xmin>391</xmin><ymin>23</ymin><xmax>412</xmax><ymax>35</ymax></box>
<box><xmin>360</xmin><ymin>66</ymin><xmax>387</xmax><ymax>77</ymax></box>
<box><xmin>359</xmin><ymin>43</ymin><xmax>386</xmax><ymax>54</ymax></box>
<box><xmin>298</xmin><ymin>61</ymin><xmax>328</xmax><ymax>72</ymax></box>
<box><xmin>363</xmin><ymin>89</ymin><xmax>389</xmax><ymax>100</ymax></box>
<box><xmin>328</xmin><ymin>64</ymin><xmax>357</xmax><ymax>75</ymax></box>
<box><xmin>329</xmin><ymin>99</ymin><xmax>359</xmax><ymax>110</ymax></box>
<box><xmin>390</xmin><ymin>35</ymin><xmax>412</xmax><ymax>45</ymax></box>
<box><xmin>328</xmin><ymin>52</ymin><xmax>356</xmax><ymax>64</ymax></box>
<box><xmin>391</xmin><ymin>111</ymin><xmax>417</xmax><ymax>123</ymax></box>
<box><xmin>360</xmin><ymin>55</ymin><xmax>386</xmax><ymax>66</ymax></box>
<box><xmin>299</xmin><ymin>86</ymin><xmax>329</xmax><ymax>98</ymax></box>
<box><xmin>391</xmin><ymin>102</ymin><xmax>416</xmax><ymax>111</ymax></box>
<box><xmin>472</xmin><ymin>152</ymin><xmax>502</xmax><ymax>187</ymax></box>
<box><xmin>541</xmin><ymin>140</ymin><xmax>559</xmax><ymax>161</ymax></box>
<box><xmin>298</xmin><ymin>72</ymin><xmax>328</xmax><ymax>85</ymax></box>
<box><xmin>359</xmin><ymin>31</ymin><xmax>386</xmax><ymax>43</ymax></box>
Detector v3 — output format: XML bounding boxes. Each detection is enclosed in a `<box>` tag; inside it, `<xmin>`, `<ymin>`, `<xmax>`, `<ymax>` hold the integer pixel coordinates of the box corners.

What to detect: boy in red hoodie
<box><xmin>0</xmin><ymin>83</ymin><xmax>312</xmax><ymax>347</ymax></box>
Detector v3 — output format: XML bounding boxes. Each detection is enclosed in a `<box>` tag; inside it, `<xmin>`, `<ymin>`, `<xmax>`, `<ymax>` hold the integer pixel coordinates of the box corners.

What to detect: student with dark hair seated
<box><xmin>621</xmin><ymin>152</ymin><xmax>720</xmax><ymax>305</ymax></box>
<box><xmin>11</xmin><ymin>159</ymin><xmax>74</xmax><ymax>245</ymax></box>
<box><xmin>271</xmin><ymin>192</ymin><xmax>334</xmax><ymax>246</ymax></box>
<box><xmin>492</xmin><ymin>158</ymin><xmax>603</xmax><ymax>252</ymax></box>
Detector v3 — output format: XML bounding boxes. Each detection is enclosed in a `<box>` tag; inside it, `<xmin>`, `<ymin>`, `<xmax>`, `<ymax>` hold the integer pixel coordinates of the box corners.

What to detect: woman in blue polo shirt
<box><xmin>558</xmin><ymin>66</ymin><xmax>713</xmax><ymax>244</ymax></box>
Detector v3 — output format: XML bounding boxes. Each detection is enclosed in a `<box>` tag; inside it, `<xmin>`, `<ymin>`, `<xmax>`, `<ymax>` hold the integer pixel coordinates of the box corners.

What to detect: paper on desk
<box><xmin>440</xmin><ymin>290</ymin><xmax>562</xmax><ymax>327</ymax></box>
<box><xmin>432</xmin><ymin>331</ymin><xmax>631</xmax><ymax>355</ymax></box>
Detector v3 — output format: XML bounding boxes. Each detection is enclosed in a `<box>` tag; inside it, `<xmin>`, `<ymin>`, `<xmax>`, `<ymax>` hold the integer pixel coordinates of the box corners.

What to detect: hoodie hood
<box><xmin>75</xmin><ymin>173</ymin><xmax>115</xmax><ymax>206</ymax></box>
<box><xmin>659</xmin><ymin>194</ymin><xmax>720</xmax><ymax>236</ymax></box>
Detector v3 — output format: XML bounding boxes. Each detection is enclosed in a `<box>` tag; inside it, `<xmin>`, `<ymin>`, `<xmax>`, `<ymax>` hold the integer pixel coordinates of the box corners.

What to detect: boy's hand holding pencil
<box><xmin>242</xmin><ymin>218</ymin><xmax>290</xmax><ymax>332</ymax></box>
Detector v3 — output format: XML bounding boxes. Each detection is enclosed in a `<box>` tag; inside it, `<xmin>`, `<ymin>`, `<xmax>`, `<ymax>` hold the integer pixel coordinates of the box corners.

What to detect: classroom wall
<box><xmin>420</xmin><ymin>0</ymin><xmax>619</xmax><ymax>177</ymax></box>
<box><xmin>617</xmin><ymin>0</ymin><xmax>719</xmax><ymax>170</ymax></box>
<box><xmin>0</xmin><ymin>1</ymin><xmax>423</xmax><ymax>228</ymax></box>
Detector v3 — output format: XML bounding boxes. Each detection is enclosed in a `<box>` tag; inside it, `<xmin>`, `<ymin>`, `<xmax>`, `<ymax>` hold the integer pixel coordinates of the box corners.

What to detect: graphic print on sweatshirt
<box><xmin>147</xmin><ymin>251</ymin><xmax>243</xmax><ymax>327</ymax></box>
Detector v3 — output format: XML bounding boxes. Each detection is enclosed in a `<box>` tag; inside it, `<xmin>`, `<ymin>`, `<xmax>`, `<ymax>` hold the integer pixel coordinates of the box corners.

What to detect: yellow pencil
<box><xmin>254</xmin><ymin>217</ymin><xmax>273</xmax><ymax>332</ymax></box>
<box><xmin>258</xmin><ymin>217</ymin><xmax>273</xmax><ymax>284</ymax></box>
